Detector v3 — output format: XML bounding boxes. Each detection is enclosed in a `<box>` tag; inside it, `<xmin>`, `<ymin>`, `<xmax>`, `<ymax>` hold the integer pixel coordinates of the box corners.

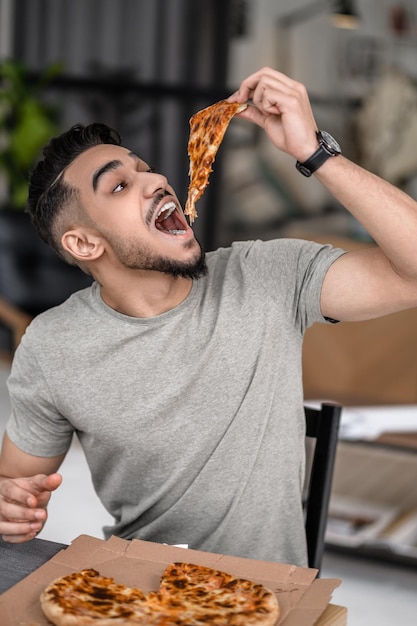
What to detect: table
<box><xmin>0</xmin><ymin>537</ymin><xmax>347</xmax><ymax>625</ymax></box>
<box><xmin>0</xmin><ymin>536</ymin><xmax>67</xmax><ymax>594</ymax></box>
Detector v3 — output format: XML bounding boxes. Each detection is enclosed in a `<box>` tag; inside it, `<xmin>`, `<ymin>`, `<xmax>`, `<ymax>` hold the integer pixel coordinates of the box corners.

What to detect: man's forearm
<box><xmin>315</xmin><ymin>155</ymin><xmax>417</xmax><ymax>281</ymax></box>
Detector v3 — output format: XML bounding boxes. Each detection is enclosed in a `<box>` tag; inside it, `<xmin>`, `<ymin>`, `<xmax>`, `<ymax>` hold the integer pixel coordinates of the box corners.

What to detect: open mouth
<box><xmin>154</xmin><ymin>201</ymin><xmax>188</xmax><ymax>235</ymax></box>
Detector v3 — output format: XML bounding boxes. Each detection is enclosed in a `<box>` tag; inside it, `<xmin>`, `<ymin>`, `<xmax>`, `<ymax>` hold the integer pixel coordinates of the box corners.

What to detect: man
<box><xmin>1</xmin><ymin>67</ymin><xmax>417</xmax><ymax>567</ymax></box>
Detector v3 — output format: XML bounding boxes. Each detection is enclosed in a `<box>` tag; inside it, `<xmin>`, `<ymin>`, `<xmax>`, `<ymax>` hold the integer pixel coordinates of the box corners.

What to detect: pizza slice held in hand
<box><xmin>185</xmin><ymin>99</ymin><xmax>247</xmax><ymax>224</ymax></box>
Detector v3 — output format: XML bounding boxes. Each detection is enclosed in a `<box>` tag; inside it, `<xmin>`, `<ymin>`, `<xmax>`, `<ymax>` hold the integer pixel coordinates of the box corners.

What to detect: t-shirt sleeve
<box><xmin>240</xmin><ymin>238</ymin><xmax>346</xmax><ymax>333</ymax></box>
<box><xmin>6</xmin><ymin>334</ymin><xmax>75</xmax><ymax>457</ymax></box>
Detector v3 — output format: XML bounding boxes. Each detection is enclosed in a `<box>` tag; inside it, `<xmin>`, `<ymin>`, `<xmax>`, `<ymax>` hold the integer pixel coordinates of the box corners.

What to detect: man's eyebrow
<box><xmin>92</xmin><ymin>151</ymin><xmax>144</xmax><ymax>191</ymax></box>
<box><xmin>92</xmin><ymin>159</ymin><xmax>123</xmax><ymax>192</ymax></box>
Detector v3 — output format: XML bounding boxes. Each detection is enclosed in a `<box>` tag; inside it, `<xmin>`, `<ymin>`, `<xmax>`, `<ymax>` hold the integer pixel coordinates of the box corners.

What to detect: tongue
<box><xmin>158</xmin><ymin>213</ymin><xmax>179</xmax><ymax>232</ymax></box>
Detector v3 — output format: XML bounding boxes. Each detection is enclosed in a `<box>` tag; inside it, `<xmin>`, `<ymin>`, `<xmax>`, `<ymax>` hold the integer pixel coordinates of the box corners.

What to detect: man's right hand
<box><xmin>0</xmin><ymin>473</ymin><xmax>62</xmax><ymax>543</ymax></box>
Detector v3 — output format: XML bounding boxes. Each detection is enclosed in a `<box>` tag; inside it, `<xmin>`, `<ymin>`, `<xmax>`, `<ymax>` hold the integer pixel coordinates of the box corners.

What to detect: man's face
<box><xmin>63</xmin><ymin>144</ymin><xmax>206</xmax><ymax>278</ymax></box>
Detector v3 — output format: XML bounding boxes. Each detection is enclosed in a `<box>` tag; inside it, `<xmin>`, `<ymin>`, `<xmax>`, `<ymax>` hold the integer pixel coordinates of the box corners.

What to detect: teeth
<box><xmin>156</xmin><ymin>201</ymin><xmax>176</xmax><ymax>220</ymax></box>
<box><xmin>155</xmin><ymin>201</ymin><xmax>186</xmax><ymax>235</ymax></box>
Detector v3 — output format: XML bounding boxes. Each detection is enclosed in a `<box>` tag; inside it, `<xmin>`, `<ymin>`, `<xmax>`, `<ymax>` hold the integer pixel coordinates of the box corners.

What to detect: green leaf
<box><xmin>10</xmin><ymin>99</ymin><xmax>57</xmax><ymax>169</ymax></box>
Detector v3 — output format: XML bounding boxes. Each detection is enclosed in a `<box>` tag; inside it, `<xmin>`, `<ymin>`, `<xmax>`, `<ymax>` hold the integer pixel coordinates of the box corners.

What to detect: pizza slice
<box><xmin>39</xmin><ymin>568</ymin><xmax>151</xmax><ymax>625</ymax></box>
<box><xmin>157</xmin><ymin>562</ymin><xmax>280</xmax><ymax>625</ymax></box>
<box><xmin>185</xmin><ymin>99</ymin><xmax>247</xmax><ymax>224</ymax></box>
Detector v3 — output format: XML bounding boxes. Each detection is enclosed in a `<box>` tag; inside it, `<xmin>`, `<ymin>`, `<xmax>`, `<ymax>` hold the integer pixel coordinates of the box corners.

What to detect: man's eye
<box><xmin>113</xmin><ymin>181</ymin><xmax>126</xmax><ymax>193</ymax></box>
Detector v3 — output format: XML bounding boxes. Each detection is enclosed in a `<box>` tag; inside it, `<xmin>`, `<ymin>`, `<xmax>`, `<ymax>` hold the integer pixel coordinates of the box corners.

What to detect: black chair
<box><xmin>304</xmin><ymin>403</ymin><xmax>342</xmax><ymax>573</ymax></box>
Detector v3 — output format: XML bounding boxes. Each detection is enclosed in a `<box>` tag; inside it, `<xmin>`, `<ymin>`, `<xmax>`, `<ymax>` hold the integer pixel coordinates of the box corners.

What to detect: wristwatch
<box><xmin>296</xmin><ymin>130</ymin><xmax>342</xmax><ymax>177</ymax></box>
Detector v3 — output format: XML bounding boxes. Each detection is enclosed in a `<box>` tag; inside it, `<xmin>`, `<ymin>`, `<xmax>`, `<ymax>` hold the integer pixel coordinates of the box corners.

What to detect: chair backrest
<box><xmin>304</xmin><ymin>402</ymin><xmax>342</xmax><ymax>573</ymax></box>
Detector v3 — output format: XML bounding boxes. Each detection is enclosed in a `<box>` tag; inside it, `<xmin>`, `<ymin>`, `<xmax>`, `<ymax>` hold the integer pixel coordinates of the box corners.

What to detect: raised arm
<box><xmin>0</xmin><ymin>433</ymin><xmax>64</xmax><ymax>543</ymax></box>
<box><xmin>229</xmin><ymin>67</ymin><xmax>417</xmax><ymax>322</ymax></box>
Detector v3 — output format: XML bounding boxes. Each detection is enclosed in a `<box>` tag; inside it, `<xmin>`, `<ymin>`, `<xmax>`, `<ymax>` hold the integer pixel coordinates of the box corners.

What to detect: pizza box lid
<box><xmin>0</xmin><ymin>534</ymin><xmax>341</xmax><ymax>625</ymax></box>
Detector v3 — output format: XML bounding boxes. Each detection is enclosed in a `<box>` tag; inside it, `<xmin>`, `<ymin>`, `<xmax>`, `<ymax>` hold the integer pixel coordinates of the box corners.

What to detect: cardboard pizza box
<box><xmin>0</xmin><ymin>534</ymin><xmax>342</xmax><ymax>625</ymax></box>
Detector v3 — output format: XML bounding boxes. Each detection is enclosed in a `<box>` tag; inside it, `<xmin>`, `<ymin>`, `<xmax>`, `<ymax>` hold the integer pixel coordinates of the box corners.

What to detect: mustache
<box><xmin>145</xmin><ymin>192</ymin><xmax>171</xmax><ymax>226</ymax></box>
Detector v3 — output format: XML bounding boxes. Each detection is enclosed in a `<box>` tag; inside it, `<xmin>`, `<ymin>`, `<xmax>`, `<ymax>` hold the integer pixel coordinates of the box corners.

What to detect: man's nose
<box><xmin>142</xmin><ymin>171</ymin><xmax>169</xmax><ymax>196</ymax></box>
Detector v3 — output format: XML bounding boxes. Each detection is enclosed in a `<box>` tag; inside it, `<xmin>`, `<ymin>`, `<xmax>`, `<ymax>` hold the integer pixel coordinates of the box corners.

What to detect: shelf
<box><xmin>329</xmin><ymin>435</ymin><xmax>417</xmax><ymax>567</ymax></box>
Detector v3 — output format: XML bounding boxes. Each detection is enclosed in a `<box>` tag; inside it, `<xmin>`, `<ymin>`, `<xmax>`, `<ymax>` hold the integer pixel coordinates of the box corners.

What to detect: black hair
<box><xmin>27</xmin><ymin>123</ymin><xmax>121</xmax><ymax>256</ymax></box>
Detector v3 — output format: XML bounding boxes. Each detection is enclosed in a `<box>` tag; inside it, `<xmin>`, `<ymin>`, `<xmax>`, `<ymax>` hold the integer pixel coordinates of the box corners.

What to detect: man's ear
<box><xmin>61</xmin><ymin>229</ymin><xmax>104</xmax><ymax>262</ymax></box>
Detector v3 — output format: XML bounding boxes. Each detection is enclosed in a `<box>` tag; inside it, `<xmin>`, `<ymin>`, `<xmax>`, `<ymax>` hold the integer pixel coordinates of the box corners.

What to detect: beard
<box><xmin>106</xmin><ymin>232</ymin><xmax>208</xmax><ymax>280</ymax></box>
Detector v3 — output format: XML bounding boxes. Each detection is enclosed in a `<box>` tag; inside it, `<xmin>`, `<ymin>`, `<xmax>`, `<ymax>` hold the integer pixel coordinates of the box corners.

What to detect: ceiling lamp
<box><xmin>331</xmin><ymin>0</ymin><xmax>360</xmax><ymax>29</ymax></box>
<box><xmin>279</xmin><ymin>0</ymin><xmax>360</xmax><ymax>30</ymax></box>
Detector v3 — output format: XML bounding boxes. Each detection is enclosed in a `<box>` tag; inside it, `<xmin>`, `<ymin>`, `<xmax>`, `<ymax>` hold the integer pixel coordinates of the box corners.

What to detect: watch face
<box><xmin>318</xmin><ymin>130</ymin><xmax>341</xmax><ymax>155</ymax></box>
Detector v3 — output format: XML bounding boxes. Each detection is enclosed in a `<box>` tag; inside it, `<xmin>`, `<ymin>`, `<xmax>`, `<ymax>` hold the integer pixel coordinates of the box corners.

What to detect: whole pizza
<box><xmin>40</xmin><ymin>562</ymin><xmax>280</xmax><ymax>625</ymax></box>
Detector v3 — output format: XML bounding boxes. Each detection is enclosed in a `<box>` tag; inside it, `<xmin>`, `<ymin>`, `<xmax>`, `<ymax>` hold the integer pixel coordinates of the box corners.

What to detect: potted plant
<box><xmin>0</xmin><ymin>60</ymin><xmax>92</xmax><ymax>355</ymax></box>
<box><xmin>0</xmin><ymin>59</ymin><xmax>61</xmax><ymax>209</ymax></box>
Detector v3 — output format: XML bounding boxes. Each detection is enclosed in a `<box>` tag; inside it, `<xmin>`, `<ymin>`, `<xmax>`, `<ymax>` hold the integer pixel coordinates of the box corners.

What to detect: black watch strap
<box><xmin>296</xmin><ymin>130</ymin><xmax>341</xmax><ymax>177</ymax></box>
<box><xmin>296</xmin><ymin>147</ymin><xmax>333</xmax><ymax>178</ymax></box>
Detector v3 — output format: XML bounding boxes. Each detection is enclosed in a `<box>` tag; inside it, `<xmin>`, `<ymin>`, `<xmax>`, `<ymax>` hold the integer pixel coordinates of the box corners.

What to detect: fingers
<box><xmin>1</xmin><ymin>517</ymin><xmax>46</xmax><ymax>543</ymax></box>
<box><xmin>0</xmin><ymin>498</ymin><xmax>47</xmax><ymax>543</ymax></box>
<box><xmin>228</xmin><ymin>66</ymin><xmax>318</xmax><ymax>159</ymax></box>
<box><xmin>1</xmin><ymin>473</ymin><xmax>62</xmax><ymax>507</ymax></box>
<box><xmin>233</xmin><ymin>104</ymin><xmax>266</xmax><ymax>129</ymax></box>
<box><xmin>0</xmin><ymin>473</ymin><xmax>62</xmax><ymax>543</ymax></box>
<box><xmin>0</xmin><ymin>512</ymin><xmax>46</xmax><ymax>543</ymax></box>
<box><xmin>229</xmin><ymin>67</ymin><xmax>299</xmax><ymax>108</ymax></box>
<box><xmin>35</xmin><ymin>473</ymin><xmax>63</xmax><ymax>494</ymax></box>
<box><xmin>1</xmin><ymin>498</ymin><xmax>46</xmax><ymax>522</ymax></box>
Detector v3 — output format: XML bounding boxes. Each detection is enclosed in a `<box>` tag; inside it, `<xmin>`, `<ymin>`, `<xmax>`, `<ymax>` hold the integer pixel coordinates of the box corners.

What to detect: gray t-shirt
<box><xmin>6</xmin><ymin>238</ymin><xmax>344</xmax><ymax>566</ymax></box>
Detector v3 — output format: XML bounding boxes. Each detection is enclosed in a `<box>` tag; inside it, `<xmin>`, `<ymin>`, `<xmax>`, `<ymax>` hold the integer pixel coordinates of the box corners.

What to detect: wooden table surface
<box><xmin>317</xmin><ymin>604</ymin><xmax>347</xmax><ymax>626</ymax></box>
